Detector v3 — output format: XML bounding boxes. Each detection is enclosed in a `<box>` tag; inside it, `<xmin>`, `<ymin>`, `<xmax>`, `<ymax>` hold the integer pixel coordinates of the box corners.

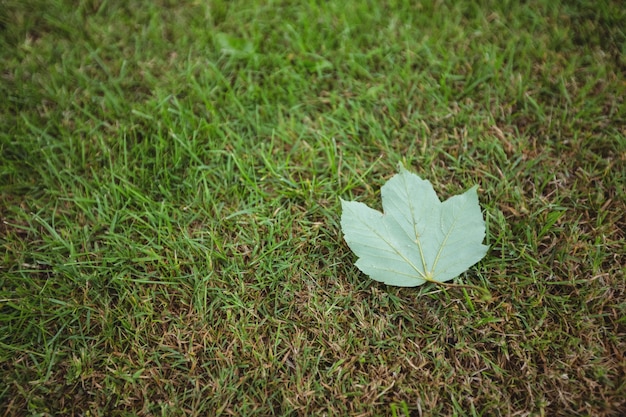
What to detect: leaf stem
<box><xmin>422</xmin><ymin>277</ymin><xmax>491</xmax><ymax>299</ymax></box>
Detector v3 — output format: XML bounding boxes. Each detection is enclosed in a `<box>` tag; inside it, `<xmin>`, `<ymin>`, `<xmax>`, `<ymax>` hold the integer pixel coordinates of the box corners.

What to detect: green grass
<box><xmin>1</xmin><ymin>0</ymin><xmax>625</xmax><ymax>415</ymax></box>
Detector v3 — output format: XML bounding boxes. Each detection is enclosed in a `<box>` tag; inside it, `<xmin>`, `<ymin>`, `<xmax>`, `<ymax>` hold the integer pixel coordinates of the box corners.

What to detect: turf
<box><xmin>1</xmin><ymin>0</ymin><xmax>625</xmax><ymax>415</ymax></box>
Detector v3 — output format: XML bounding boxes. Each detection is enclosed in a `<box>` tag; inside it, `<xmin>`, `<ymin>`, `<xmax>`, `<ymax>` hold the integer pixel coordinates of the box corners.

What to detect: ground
<box><xmin>1</xmin><ymin>0</ymin><xmax>625</xmax><ymax>416</ymax></box>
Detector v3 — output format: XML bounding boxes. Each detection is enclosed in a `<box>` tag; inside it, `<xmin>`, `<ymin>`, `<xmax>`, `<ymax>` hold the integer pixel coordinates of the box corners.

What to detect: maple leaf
<box><xmin>340</xmin><ymin>166</ymin><xmax>489</xmax><ymax>287</ymax></box>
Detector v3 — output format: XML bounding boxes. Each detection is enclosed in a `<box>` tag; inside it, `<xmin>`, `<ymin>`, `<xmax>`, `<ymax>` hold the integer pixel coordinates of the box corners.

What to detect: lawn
<box><xmin>1</xmin><ymin>0</ymin><xmax>625</xmax><ymax>415</ymax></box>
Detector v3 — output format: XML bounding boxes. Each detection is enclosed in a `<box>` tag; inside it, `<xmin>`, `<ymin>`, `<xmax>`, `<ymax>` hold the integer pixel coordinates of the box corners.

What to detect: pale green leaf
<box><xmin>215</xmin><ymin>33</ymin><xmax>254</xmax><ymax>56</ymax></box>
<box><xmin>340</xmin><ymin>166</ymin><xmax>488</xmax><ymax>287</ymax></box>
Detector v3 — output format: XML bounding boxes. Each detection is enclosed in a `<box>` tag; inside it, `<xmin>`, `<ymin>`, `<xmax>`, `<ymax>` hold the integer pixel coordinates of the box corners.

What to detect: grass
<box><xmin>1</xmin><ymin>0</ymin><xmax>625</xmax><ymax>415</ymax></box>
